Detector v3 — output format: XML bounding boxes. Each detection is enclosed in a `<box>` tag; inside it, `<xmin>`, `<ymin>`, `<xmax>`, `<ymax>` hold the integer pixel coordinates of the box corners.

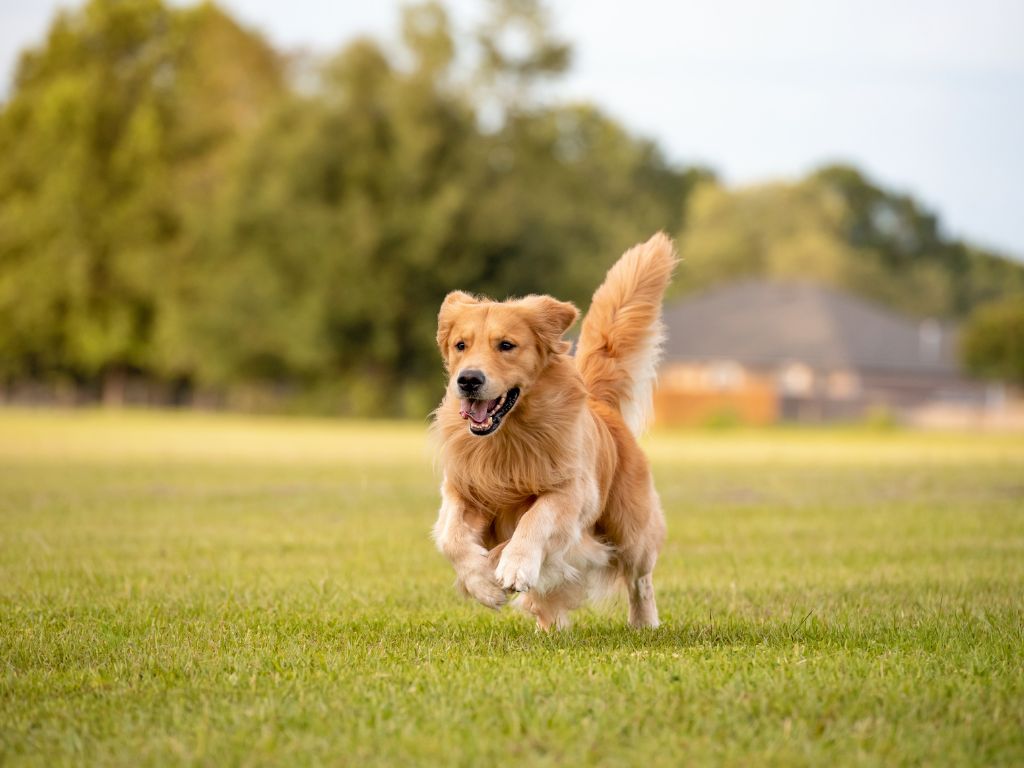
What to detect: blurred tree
<box><xmin>812</xmin><ymin>165</ymin><xmax>1024</xmax><ymax>315</ymax></box>
<box><xmin>460</xmin><ymin>105</ymin><xmax>704</xmax><ymax>306</ymax></box>
<box><xmin>402</xmin><ymin>1</ymin><xmax>456</xmax><ymax>78</ymax></box>
<box><xmin>960</xmin><ymin>297</ymin><xmax>1024</xmax><ymax>386</ymax></box>
<box><xmin>188</xmin><ymin>18</ymin><xmax>479</xmax><ymax>412</ymax></box>
<box><xmin>675</xmin><ymin>179</ymin><xmax>858</xmax><ymax>292</ymax></box>
<box><xmin>475</xmin><ymin>0</ymin><xmax>571</xmax><ymax>118</ymax></box>
<box><xmin>0</xmin><ymin>0</ymin><xmax>283</xmax><ymax>400</ymax></box>
<box><xmin>674</xmin><ymin>168</ymin><xmax>1024</xmax><ymax>320</ymax></box>
<box><xmin>3</xmin><ymin>0</ymin><xmax>1018</xmax><ymax>413</ymax></box>
<box><xmin>187</xmin><ymin>2</ymin><xmax>697</xmax><ymax>415</ymax></box>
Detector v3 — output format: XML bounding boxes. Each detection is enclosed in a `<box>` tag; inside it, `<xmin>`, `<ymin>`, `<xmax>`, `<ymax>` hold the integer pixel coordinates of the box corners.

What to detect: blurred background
<box><xmin>1</xmin><ymin>0</ymin><xmax>1022</xmax><ymax>426</ymax></box>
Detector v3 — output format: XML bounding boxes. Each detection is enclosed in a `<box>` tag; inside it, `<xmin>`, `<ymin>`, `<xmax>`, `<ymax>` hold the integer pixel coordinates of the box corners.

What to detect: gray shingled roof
<box><xmin>662</xmin><ymin>280</ymin><xmax>961</xmax><ymax>374</ymax></box>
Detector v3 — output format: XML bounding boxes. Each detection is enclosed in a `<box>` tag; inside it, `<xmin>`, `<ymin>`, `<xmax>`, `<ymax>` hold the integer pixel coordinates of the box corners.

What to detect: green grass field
<box><xmin>1</xmin><ymin>410</ymin><xmax>1022</xmax><ymax>766</ymax></box>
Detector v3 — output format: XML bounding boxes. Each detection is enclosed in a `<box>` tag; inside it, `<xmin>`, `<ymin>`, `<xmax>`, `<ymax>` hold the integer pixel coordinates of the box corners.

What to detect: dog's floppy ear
<box><xmin>437</xmin><ymin>291</ymin><xmax>479</xmax><ymax>352</ymax></box>
<box><xmin>520</xmin><ymin>295</ymin><xmax>579</xmax><ymax>355</ymax></box>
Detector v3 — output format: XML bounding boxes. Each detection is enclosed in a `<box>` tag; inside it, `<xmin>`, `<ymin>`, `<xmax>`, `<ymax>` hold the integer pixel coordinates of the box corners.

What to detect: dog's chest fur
<box><xmin>444</xmin><ymin>425</ymin><xmax>575</xmax><ymax>509</ymax></box>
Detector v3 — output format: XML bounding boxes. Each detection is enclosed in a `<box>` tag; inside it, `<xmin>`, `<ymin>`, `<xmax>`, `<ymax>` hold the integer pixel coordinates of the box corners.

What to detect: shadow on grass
<box><xmin>379</xmin><ymin>614</ymin><xmax>819</xmax><ymax>653</ymax></box>
<box><xmin>19</xmin><ymin>594</ymin><xmax>1015</xmax><ymax>672</ymax></box>
<box><xmin>345</xmin><ymin>603</ymin><xmax>1018</xmax><ymax>657</ymax></box>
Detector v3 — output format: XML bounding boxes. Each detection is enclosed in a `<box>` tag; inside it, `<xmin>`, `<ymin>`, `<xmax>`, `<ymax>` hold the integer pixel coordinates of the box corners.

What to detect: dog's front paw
<box><xmin>495</xmin><ymin>544</ymin><xmax>542</xmax><ymax>593</ymax></box>
<box><xmin>458</xmin><ymin>568</ymin><xmax>507</xmax><ymax>609</ymax></box>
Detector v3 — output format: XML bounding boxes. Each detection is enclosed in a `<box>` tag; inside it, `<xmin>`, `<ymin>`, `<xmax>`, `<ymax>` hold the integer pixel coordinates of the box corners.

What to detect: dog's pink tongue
<box><xmin>460</xmin><ymin>398</ymin><xmax>491</xmax><ymax>423</ymax></box>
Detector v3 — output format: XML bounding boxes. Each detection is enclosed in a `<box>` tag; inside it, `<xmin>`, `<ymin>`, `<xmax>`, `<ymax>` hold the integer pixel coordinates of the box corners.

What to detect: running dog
<box><xmin>432</xmin><ymin>233</ymin><xmax>675</xmax><ymax>629</ymax></box>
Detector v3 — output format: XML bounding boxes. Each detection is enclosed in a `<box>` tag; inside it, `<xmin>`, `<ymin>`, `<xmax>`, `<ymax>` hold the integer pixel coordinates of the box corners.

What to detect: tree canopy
<box><xmin>674</xmin><ymin>167</ymin><xmax>1024</xmax><ymax>319</ymax></box>
<box><xmin>0</xmin><ymin>0</ymin><xmax>284</xmax><ymax>400</ymax></box>
<box><xmin>1</xmin><ymin>0</ymin><xmax>1022</xmax><ymax>412</ymax></box>
<box><xmin>961</xmin><ymin>297</ymin><xmax>1024</xmax><ymax>387</ymax></box>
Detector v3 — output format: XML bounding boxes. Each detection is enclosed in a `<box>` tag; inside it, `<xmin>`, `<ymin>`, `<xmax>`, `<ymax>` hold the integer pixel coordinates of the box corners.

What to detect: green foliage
<box><xmin>2</xmin><ymin>0</ymin><xmax>1023</xmax><ymax>412</ymax></box>
<box><xmin>674</xmin><ymin>166</ymin><xmax>1024</xmax><ymax>319</ymax></box>
<box><xmin>699</xmin><ymin>406</ymin><xmax>743</xmax><ymax>430</ymax></box>
<box><xmin>863</xmin><ymin>404</ymin><xmax>900</xmax><ymax>431</ymax></box>
<box><xmin>0</xmin><ymin>0</ymin><xmax>284</xmax><ymax>398</ymax></box>
<box><xmin>1</xmin><ymin>412</ymin><xmax>1023</xmax><ymax>764</ymax></box>
<box><xmin>475</xmin><ymin>0</ymin><xmax>572</xmax><ymax>114</ymax></box>
<box><xmin>0</xmin><ymin>0</ymin><xmax>695</xmax><ymax>414</ymax></box>
<box><xmin>960</xmin><ymin>296</ymin><xmax>1024</xmax><ymax>386</ymax></box>
<box><xmin>178</xmin><ymin>4</ymin><xmax>694</xmax><ymax>413</ymax></box>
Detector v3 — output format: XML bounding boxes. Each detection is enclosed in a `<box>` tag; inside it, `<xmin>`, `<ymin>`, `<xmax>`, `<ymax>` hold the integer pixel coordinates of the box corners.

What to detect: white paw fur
<box><xmin>458</xmin><ymin>568</ymin><xmax>506</xmax><ymax>609</ymax></box>
<box><xmin>494</xmin><ymin>544</ymin><xmax>543</xmax><ymax>593</ymax></box>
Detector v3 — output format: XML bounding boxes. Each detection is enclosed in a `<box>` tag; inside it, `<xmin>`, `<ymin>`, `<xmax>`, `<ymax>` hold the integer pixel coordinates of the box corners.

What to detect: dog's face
<box><xmin>437</xmin><ymin>292</ymin><xmax>578</xmax><ymax>436</ymax></box>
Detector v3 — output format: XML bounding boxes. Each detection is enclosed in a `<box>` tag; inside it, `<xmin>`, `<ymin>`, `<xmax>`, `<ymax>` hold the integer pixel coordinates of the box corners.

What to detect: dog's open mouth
<box><xmin>459</xmin><ymin>388</ymin><xmax>520</xmax><ymax>436</ymax></box>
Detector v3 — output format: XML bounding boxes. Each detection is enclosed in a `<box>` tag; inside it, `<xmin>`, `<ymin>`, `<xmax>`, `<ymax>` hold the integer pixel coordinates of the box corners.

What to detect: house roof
<box><xmin>661</xmin><ymin>280</ymin><xmax>961</xmax><ymax>375</ymax></box>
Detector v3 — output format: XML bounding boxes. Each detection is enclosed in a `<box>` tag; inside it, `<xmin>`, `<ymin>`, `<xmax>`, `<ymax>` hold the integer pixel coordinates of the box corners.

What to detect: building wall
<box><xmin>653</xmin><ymin>360</ymin><xmax>1009</xmax><ymax>427</ymax></box>
<box><xmin>654</xmin><ymin>363</ymin><xmax>778</xmax><ymax>426</ymax></box>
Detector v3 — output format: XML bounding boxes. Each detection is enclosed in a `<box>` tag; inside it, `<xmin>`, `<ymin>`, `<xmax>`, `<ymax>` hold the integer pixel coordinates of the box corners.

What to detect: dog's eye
<box><xmin>454</xmin><ymin>341</ymin><xmax>466</xmax><ymax>351</ymax></box>
<box><xmin>498</xmin><ymin>340</ymin><xmax>516</xmax><ymax>352</ymax></box>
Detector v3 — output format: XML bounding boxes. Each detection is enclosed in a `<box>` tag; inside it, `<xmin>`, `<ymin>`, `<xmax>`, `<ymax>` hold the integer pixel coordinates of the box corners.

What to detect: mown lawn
<box><xmin>0</xmin><ymin>410</ymin><xmax>1022</xmax><ymax>766</ymax></box>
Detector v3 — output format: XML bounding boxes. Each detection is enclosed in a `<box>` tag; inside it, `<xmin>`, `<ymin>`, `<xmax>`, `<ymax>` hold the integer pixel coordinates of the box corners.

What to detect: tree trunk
<box><xmin>102</xmin><ymin>367</ymin><xmax>128</xmax><ymax>407</ymax></box>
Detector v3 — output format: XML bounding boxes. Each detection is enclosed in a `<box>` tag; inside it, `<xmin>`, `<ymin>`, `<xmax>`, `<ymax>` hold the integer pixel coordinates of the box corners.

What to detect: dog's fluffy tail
<box><xmin>575</xmin><ymin>232</ymin><xmax>677</xmax><ymax>436</ymax></box>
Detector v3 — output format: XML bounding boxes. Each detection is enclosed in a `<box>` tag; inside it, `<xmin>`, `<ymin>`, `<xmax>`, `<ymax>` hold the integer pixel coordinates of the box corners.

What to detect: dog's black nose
<box><xmin>457</xmin><ymin>369</ymin><xmax>485</xmax><ymax>394</ymax></box>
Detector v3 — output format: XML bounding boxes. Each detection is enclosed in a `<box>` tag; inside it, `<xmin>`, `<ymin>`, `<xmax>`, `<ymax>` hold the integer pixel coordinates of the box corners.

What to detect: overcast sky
<box><xmin>2</xmin><ymin>0</ymin><xmax>1022</xmax><ymax>258</ymax></box>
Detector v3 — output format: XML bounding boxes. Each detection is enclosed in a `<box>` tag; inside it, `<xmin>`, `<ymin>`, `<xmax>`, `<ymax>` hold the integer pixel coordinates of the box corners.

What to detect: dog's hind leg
<box><xmin>627</xmin><ymin>571</ymin><xmax>659</xmax><ymax>629</ymax></box>
<box><xmin>619</xmin><ymin>495</ymin><xmax>664</xmax><ymax>629</ymax></box>
<box><xmin>616</xmin><ymin>479</ymin><xmax>665</xmax><ymax>629</ymax></box>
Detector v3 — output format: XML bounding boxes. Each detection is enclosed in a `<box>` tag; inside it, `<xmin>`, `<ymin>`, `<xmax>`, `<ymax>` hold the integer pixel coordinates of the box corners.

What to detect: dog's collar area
<box><xmin>462</xmin><ymin>387</ymin><xmax>520</xmax><ymax>436</ymax></box>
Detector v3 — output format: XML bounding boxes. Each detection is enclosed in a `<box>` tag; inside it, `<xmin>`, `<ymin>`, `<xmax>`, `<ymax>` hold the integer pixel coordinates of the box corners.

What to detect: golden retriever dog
<box><xmin>431</xmin><ymin>233</ymin><xmax>675</xmax><ymax>629</ymax></box>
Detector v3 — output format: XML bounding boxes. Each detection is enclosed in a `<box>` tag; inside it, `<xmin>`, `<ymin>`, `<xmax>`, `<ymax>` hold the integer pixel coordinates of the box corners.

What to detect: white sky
<box><xmin>2</xmin><ymin>0</ymin><xmax>1023</xmax><ymax>258</ymax></box>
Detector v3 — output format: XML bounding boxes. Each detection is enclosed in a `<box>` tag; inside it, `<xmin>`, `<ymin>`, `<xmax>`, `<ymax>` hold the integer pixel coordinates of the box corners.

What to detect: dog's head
<box><xmin>437</xmin><ymin>291</ymin><xmax>578</xmax><ymax>436</ymax></box>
